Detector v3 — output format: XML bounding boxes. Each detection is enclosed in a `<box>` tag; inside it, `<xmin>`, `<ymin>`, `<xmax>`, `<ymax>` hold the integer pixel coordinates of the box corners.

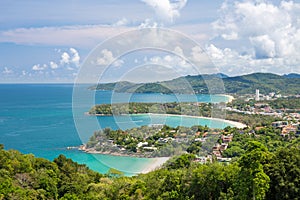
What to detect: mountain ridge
<box><xmin>90</xmin><ymin>72</ymin><xmax>300</xmax><ymax>95</ymax></box>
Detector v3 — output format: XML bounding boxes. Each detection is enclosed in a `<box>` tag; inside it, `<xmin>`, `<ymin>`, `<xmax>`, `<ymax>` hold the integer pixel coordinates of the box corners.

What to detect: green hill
<box><xmin>90</xmin><ymin>73</ymin><xmax>300</xmax><ymax>95</ymax></box>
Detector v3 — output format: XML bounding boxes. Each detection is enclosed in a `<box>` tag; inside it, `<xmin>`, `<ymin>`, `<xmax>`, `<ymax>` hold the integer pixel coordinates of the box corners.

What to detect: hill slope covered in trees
<box><xmin>1</xmin><ymin>136</ymin><xmax>300</xmax><ymax>200</ymax></box>
<box><xmin>90</xmin><ymin>73</ymin><xmax>300</xmax><ymax>95</ymax></box>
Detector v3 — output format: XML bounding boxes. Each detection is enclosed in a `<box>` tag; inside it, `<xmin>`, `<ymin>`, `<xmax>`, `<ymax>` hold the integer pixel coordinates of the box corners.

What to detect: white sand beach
<box><xmin>140</xmin><ymin>157</ymin><xmax>170</xmax><ymax>174</ymax></box>
<box><xmin>222</xmin><ymin>94</ymin><xmax>234</xmax><ymax>103</ymax></box>
<box><xmin>148</xmin><ymin>113</ymin><xmax>247</xmax><ymax>129</ymax></box>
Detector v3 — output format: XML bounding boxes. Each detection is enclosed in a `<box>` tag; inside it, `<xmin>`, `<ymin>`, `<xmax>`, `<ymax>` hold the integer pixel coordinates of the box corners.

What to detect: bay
<box><xmin>0</xmin><ymin>84</ymin><xmax>231</xmax><ymax>175</ymax></box>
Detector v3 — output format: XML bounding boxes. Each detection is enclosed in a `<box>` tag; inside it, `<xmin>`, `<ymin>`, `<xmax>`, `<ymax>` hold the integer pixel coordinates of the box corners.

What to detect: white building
<box><xmin>255</xmin><ymin>89</ymin><xmax>260</xmax><ymax>101</ymax></box>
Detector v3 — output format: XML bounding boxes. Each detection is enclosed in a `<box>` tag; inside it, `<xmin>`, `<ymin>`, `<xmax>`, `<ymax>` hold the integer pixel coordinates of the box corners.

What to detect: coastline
<box><xmin>142</xmin><ymin>113</ymin><xmax>247</xmax><ymax>129</ymax></box>
<box><xmin>79</xmin><ymin>146</ymin><xmax>170</xmax><ymax>174</ymax></box>
<box><xmin>140</xmin><ymin>157</ymin><xmax>170</xmax><ymax>174</ymax></box>
<box><xmin>87</xmin><ymin>111</ymin><xmax>246</xmax><ymax>129</ymax></box>
<box><xmin>221</xmin><ymin>94</ymin><xmax>234</xmax><ymax>103</ymax></box>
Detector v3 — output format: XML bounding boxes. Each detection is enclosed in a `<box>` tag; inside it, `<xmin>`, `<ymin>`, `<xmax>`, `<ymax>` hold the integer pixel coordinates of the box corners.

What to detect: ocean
<box><xmin>0</xmin><ymin>84</ymin><xmax>231</xmax><ymax>175</ymax></box>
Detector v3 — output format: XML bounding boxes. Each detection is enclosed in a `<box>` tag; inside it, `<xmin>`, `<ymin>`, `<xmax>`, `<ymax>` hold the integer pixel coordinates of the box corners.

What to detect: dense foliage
<box><xmin>268</xmin><ymin>97</ymin><xmax>300</xmax><ymax>110</ymax></box>
<box><xmin>229</xmin><ymin>97</ymin><xmax>300</xmax><ymax>111</ymax></box>
<box><xmin>90</xmin><ymin>73</ymin><xmax>300</xmax><ymax>95</ymax></box>
<box><xmin>1</xmin><ymin>138</ymin><xmax>299</xmax><ymax>199</ymax></box>
<box><xmin>90</xmin><ymin>101</ymin><xmax>282</xmax><ymax>128</ymax></box>
<box><xmin>0</xmin><ymin>145</ymin><xmax>102</xmax><ymax>199</ymax></box>
<box><xmin>86</xmin><ymin>125</ymin><xmax>212</xmax><ymax>157</ymax></box>
<box><xmin>89</xmin><ymin>102</ymin><xmax>212</xmax><ymax>117</ymax></box>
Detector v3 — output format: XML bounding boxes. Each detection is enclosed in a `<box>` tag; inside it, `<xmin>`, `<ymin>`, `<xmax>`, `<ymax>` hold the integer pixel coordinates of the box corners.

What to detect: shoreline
<box><xmin>82</xmin><ymin>148</ymin><xmax>155</xmax><ymax>158</ymax></box>
<box><xmin>79</xmin><ymin>147</ymin><xmax>170</xmax><ymax>174</ymax></box>
<box><xmin>140</xmin><ymin>157</ymin><xmax>170</xmax><ymax>174</ymax></box>
<box><xmin>221</xmin><ymin>94</ymin><xmax>234</xmax><ymax>103</ymax></box>
<box><xmin>87</xmin><ymin>112</ymin><xmax>247</xmax><ymax>129</ymax></box>
<box><xmin>146</xmin><ymin>113</ymin><xmax>247</xmax><ymax>129</ymax></box>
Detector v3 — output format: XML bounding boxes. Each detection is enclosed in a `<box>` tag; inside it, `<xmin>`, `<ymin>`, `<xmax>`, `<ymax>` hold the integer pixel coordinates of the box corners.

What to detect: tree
<box><xmin>235</xmin><ymin>141</ymin><xmax>271</xmax><ymax>200</ymax></box>
<box><xmin>165</xmin><ymin>154</ymin><xmax>196</xmax><ymax>170</ymax></box>
<box><xmin>107</xmin><ymin>168</ymin><xmax>124</xmax><ymax>178</ymax></box>
<box><xmin>265</xmin><ymin>146</ymin><xmax>300</xmax><ymax>199</ymax></box>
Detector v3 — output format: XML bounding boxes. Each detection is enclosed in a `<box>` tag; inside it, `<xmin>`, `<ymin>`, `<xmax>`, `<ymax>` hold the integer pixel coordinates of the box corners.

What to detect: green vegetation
<box><xmin>86</xmin><ymin>125</ymin><xmax>213</xmax><ymax>157</ymax></box>
<box><xmin>229</xmin><ymin>97</ymin><xmax>300</xmax><ymax>111</ymax></box>
<box><xmin>89</xmin><ymin>101</ymin><xmax>282</xmax><ymax>127</ymax></box>
<box><xmin>225</xmin><ymin>112</ymin><xmax>281</xmax><ymax>127</ymax></box>
<box><xmin>90</xmin><ymin>72</ymin><xmax>300</xmax><ymax>95</ymax></box>
<box><xmin>1</xmin><ymin>137</ymin><xmax>299</xmax><ymax>199</ymax></box>
<box><xmin>0</xmin><ymin>146</ymin><xmax>103</xmax><ymax>200</ymax></box>
<box><xmin>89</xmin><ymin>102</ymin><xmax>212</xmax><ymax>116</ymax></box>
<box><xmin>268</xmin><ymin>97</ymin><xmax>300</xmax><ymax>110</ymax></box>
<box><xmin>222</xmin><ymin>126</ymin><xmax>285</xmax><ymax>158</ymax></box>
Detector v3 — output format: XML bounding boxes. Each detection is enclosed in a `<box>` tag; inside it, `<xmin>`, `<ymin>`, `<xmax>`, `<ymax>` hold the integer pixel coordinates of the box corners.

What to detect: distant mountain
<box><xmin>90</xmin><ymin>73</ymin><xmax>300</xmax><ymax>95</ymax></box>
<box><xmin>283</xmin><ymin>73</ymin><xmax>300</xmax><ymax>78</ymax></box>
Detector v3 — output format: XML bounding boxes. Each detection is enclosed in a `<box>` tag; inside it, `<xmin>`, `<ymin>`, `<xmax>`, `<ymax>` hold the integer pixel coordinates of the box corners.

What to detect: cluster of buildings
<box><xmin>271</xmin><ymin>121</ymin><xmax>300</xmax><ymax>137</ymax></box>
<box><xmin>254</xmin><ymin>89</ymin><xmax>282</xmax><ymax>101</ymax></box>
<box><xmin>226</xmin><ymin>89</ymin><xmax>300</xmax><ymax>121</ymax></box>
<box><xmin>194</xmin><ymin>133</ymin><xmax>233</xmax><ymax>163</ymax></box>
<box><xmin>211</xmin><ymin>134</ymin><xmax>233</xmax><ymax>158</ymax></box>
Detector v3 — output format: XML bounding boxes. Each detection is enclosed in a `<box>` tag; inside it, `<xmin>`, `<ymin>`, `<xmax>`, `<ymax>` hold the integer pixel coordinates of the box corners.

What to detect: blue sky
<box><xmin>1</xmin><ymin>0</ymin><xmax>300</xmax><ymax>83</ymax></box>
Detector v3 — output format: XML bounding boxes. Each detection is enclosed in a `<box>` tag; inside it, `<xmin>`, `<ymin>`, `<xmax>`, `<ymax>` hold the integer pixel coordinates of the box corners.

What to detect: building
<box><xmin>272</xmin><ymin>121</ymin><xmax>288</xmax><ymax>128</ymax></box>
<box><xmin>255</xmin><ymin>89</ymin><xmax>260</xmax><ymax>101</ymax></box>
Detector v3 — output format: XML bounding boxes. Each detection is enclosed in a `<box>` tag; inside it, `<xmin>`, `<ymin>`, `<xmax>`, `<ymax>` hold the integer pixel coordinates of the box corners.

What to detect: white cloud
<box><xmin>211</xmin><ymin>0</ymin><xmax>300</xmax><ymax>74</ymax></box>
<box><xmin>0</xmin><ymin>25</ymin><xmax>134</xmax><ymax>48</ymax></box>
<box><xmin>2</xmin><ymin>67</ymin><xmax>13</xmax><ymax>74</ymax></box>
<box><xmin>96</xmin><ymin>49</ymin><xmax>124</xmax><ymax>67</ymax></box>
<box><xmin>60</xmin><ymin>48</ymin><xmax>80</xmax><ymax>67</ymax></box>
<box><xmin>145</xmin><ymin>53</ymin><xmax>192</xmax><ymax>75</ymax></box>
<box><xmin>190</xmin><ymin>46</ymin><xmax>211</xmax><ymax>66</ymax></box>
<box><xmin>113</xmin><ymin>18</ymin><xmax>129</xmax><ymax>26</ymax></box>
<box><xmin>142</xmin><ymin>0</ymin><xmax>187</xmax><ymax>23</ymax></box>
<box><xmin>69</xmin><ymin>48</ymin><xmax>80</xmax><ymax>66</ymax></box>
<box><xmin>31</xmin><ymin>48</ymin><xmax>80</xmax><ymax>75</ymax></box>
<box><xmin>250</xmin><ymin>35</ymin><xmax>276</xmax><ymax>58</ymax></box>
<box><xmin>206</xmin><ymin>44</ymin><xmax>300</xmax><ymax>75</ymax></box>
<box><xmin>50</xmin><ymin>61</ymin><xmax>58</xmax><ymax>69</ymax></box>
<box><xmin>174</xmin><ymin>46</ymin><xmax>184</xmax><ymax>56</ymax></box>
<box><xmin>139</xmin><ymin>18</ymin><xmax>158</xmax><ymax>28</ymax></box>
<box><xmin>32</xmin><ymin>64</ymin><xmax>47</xmax><ymax>71</ymax></box>
<box><xmin>60</xmin><ymin>52</ymin><xmax>70</xmax><ymax>65</ymax></box>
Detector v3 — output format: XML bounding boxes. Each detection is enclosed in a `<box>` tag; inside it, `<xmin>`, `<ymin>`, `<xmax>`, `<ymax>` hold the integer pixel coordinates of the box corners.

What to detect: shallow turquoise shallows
<box><xmin>0</xmin><ymin>84</ymin><xmax>231</xmax><ymax>175</ymax></box>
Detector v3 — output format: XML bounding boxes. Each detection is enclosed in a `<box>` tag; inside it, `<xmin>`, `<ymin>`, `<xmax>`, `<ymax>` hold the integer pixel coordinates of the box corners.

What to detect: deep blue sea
<box><xmin>0</xmin><ymin>84</ymin><xmax>231</xmax><ymax>175</ymax></box>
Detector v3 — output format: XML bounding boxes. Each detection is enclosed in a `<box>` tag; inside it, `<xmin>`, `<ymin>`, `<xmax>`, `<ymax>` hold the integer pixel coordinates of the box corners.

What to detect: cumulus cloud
<box><xmin>60</xmin><ymin>52</ymin><xmax>70</xmax><ymax>65</ymax></box>
<box><xmin>32</xmin><ymin>64</ymin><xmax>47</xmax><ymax>71</ymax></box>
<box><xmin>2</xmin><ymin>67</ymin><xmax>13</xmax><ymax>74</ymax></box>
<box><xmin>113</xmin><ymin>18</ymin><xmax>129</xmax><ymax>26</ymax></box>
<box><xmin>96</xmin><ymin>49</ymin><xmax>124</xmax><ymax>67</ymax></box>
<box><xmin>211</xmin><ymin>0</ymin><xmax>300</xmax><ymax>74</ymax></box>
<box><xmin>250</xmin><ymin>35</ymin><xmax>276</xmax><ymax>59</ymax></box>
<box><xmin>206</xmin><ymin>44</ymin><xmax>299</xmax><ymax>75</ymax></box>
<box><xmin>139</xmin><ymin>18</ymin><xmax>158</xmax><ymax>28</ymax></box>
<box><xmin>142</xmin><ymin>0</ymin><xmax>187</xmax><ymax>23</ymax></box>
<box><xmin>69</xmin><ymin>48</ymin><xmax>80</xmax><ymax>66</ymax></box>
<box><xmin>31</xmin><ymin>48</ymin><xmax>80</xmax><ymax>76</ymax></box>
<box><xmin>60</xmin><ymin>48</ymin><xmax>80</xmax><ymax>66</ymax></box>
<box><xmin>50</xmin><ymin>61</ymin><xmax>58</xmax><ymax>69</ymax></box>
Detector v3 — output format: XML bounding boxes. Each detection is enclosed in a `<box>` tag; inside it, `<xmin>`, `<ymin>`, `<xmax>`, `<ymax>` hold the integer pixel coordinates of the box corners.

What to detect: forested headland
<box><xmin>1</xmin><ymin>137</ymin><xmax>299</xmax><ymax>199</ymax></box>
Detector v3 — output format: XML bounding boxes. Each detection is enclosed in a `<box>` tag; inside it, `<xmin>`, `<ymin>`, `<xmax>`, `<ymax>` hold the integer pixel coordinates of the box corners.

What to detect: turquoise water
<box><xmin>0</xmin><ymin>84</ymin><xmax>231</xmax><ymax>175</ymax></box>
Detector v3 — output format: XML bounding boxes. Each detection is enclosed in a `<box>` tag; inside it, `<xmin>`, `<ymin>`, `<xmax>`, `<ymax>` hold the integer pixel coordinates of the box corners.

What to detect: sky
<box><xmin>1</xmin><ymin>0</ymin><xmax>300</xmax><ymax>83</ymax></box>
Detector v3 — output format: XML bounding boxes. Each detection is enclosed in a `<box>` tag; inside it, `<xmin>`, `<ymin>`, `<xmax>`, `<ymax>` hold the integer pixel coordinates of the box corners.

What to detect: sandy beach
<box><xmin>147</xmin><ymin>113</ymin><xmax>247</xmax><ymax>129</ymax></box>
<box><xmin>222</xmin><ymin>94</ymin><xmax>235</xmax><ymax>103</ymax></box>
<box><xmin>140</xmin><ymin>157</ymin><xmax>170</xmax><ymax>174</ymax></box>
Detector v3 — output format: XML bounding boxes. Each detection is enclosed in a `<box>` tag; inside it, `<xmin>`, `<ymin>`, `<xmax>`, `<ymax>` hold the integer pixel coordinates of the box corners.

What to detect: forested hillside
<box><xmin>1</xmin><ymin>137</ymin><xmax>299</xmax><ymax>199</ymax></box>
<box><xmin>90</xmin><ymin>73</ymin><xmax>300</xmax><ymax>95</ymax></box>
